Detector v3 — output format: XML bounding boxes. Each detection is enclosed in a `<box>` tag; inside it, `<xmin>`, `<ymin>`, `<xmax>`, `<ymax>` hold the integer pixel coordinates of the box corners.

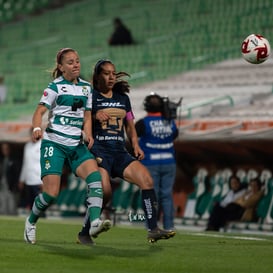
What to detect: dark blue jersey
<box><xmin>92</xmin><ymin>89</ymin><xmax>132</xmax><ymax>152</ymax></box>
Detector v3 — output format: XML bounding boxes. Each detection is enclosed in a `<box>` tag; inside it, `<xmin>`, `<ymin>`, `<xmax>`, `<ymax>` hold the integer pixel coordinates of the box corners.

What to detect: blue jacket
<box><xmin>135</xmin><ymin>113</ymin><xmax>178</xmax><ymax>165</ymax></box>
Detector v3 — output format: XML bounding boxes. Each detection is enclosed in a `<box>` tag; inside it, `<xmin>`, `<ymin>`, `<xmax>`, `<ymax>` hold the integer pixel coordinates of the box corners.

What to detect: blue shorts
<box><xmin>90</xmin><ymin>144</ymin><xmax>136</xmax><ymax>178</ymax></box>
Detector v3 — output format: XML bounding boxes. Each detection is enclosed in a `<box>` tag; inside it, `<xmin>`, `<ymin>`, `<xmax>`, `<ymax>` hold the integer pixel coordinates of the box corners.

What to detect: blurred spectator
<box><xmin>108</xmin><ymin>17</ymin><xmax>135</xmax><ymax>46</ymax></box>
<box><xmin>206</xmin><ymin>177</ymin><xmax>263</xmax><ymax>231</ymax></box>
<box><xmin>18</xmin><ymin>128</ymin><xmax>43</xmax><ymax>213</ymax></box>
<box><xmin>0</xmin><ymin>76</ymin><xmax>7</xmax><ymax>103</ymax></box>
<box><xmin>206</xmin><ymin>175</ymin><xmax>246</xmax><ymax>231</ymax></box>
<box><xmin>0</xmin><ymin>143</ymin><xmax>21</xmax><ymax>214</ymax></box>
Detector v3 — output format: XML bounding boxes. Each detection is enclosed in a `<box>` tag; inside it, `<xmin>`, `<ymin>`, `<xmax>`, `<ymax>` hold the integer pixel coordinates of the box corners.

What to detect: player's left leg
<box><xmin>77</xmin><ymin>165</ymin><xmax>112</xmax><ymax>244</ymax></box>
<box><xmin>123</xmin><ymin>161</ymin><xmax>176</xmax><ymax>242</ymax></box>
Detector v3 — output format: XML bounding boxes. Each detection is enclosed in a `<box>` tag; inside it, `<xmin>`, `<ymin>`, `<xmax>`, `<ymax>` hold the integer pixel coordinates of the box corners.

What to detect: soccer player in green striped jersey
<box><xmin>24</xmin><ymin>48</ymin><xmax>110</xmax><ymax>244</ymax></box>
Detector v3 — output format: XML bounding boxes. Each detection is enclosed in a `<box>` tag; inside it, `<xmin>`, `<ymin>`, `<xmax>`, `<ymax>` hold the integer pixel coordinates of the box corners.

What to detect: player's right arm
<box><xmin>32</xmin><ymin>104</ymin><xmax>47</xmax><ymax>142</ymax></box>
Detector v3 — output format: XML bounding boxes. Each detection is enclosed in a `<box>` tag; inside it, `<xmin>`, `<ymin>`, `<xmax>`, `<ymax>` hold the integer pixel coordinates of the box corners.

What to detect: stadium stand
<box><xmin>1</xmin><ymin>0</ymin><xmax>273</xmax><ymax>122</ymax></box>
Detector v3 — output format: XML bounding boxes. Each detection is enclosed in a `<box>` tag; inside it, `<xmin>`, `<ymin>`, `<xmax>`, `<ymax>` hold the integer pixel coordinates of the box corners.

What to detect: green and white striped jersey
<box><xmin>39</xmin><ymin>76</ymin><xmax>92</xmax><ymax>146</ymax></box>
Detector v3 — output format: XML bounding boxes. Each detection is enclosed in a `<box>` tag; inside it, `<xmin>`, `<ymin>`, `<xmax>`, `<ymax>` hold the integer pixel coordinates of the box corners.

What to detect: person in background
<box><xmin>0</xmin><ymin>142</ymin><xmax>21</xmax><ymax>215</ymax></box>
<box><xmin>24</xmin><ymin>48</ymin><xmax>109</xmax><ymax>244</ymax></box>
<box><xmin>108</xmin><ymin>17</ymin><xmax>135</xmax><ymax>46</ymax></box>
<box><xmin>18</xmin><ymin>128</ymin><xmax>43</xmax><ymax>214</ymax></box>
<box><xmin>205</xmin><ymin>175</ymin><xmax>247</xmax><ymax>231</ymax></box>
<box><xmin>206</xmin><ymin>177</ymin><xmax>263</xmax><ymax>231</ymax></box>
<box><xmin>135</xmin><ymin>93</ymin><xmax>179</xmax><ymax>231</ymax></box>
<box><xmin>77</xmin><ymin>59</ymin><xmax>175</xmax><ymax>245</ymax></box>
<box><xmin>0</xmin><ymin>76</ymin><xmax>7</xmax><ymax>103</ymax></box>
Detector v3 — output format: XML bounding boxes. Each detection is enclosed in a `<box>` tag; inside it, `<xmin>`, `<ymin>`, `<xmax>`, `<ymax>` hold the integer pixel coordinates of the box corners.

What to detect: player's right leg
<box><xmin>24</xmin><ymin>141</ymin><xmax>64</xmax><ymax>244</ymax></box>
<box><xmin>24</xmin><ymin>190</ymin><xmax>57</xmax><ymax>244</ymax></box>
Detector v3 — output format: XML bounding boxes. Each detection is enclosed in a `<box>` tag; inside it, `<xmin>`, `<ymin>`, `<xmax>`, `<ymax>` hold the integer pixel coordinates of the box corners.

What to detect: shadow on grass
<box><xmin>38</xmin><ymin>242</ymin><xmax>163</xmax><ymax>259</ymax></box>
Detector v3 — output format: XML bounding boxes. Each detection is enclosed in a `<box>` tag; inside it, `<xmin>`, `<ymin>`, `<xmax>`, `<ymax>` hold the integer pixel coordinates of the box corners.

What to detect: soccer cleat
<box><xmin>77</xmin><ymin>233</ymin><xmax>95</xmax><ymax>246</ymax></box>
<box><xmin>24</xmin><ymin>217</ymin><xmax>36</xmax><ymax>244</ymax></box>
<box><xmin>166</xmin><ymin>229</ymin><xmax>176</xmax><ymax>239</ymax></box>
<box><xmin>89</xmin><ymin>219</ymin><xmax>111</xmax><ymax>238</ymax></box>
<box><xmin>147</xmin><ymin>227</ymin><xmax>176</xmax><ymax>243</ymax></box>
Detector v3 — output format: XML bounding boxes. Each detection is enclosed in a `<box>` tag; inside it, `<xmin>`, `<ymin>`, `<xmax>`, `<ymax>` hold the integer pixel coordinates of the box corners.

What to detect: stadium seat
<box><xmin>260</xmin><ymin>172</ymin><xmax>273</xmax><ymax>224</ymax></box>
<box><xmin>112</xmin><ymin>179</ymin><xmax>135</xmax><ymax>214</ymax></box>
<box><xmin>194</xmin><ymin>171</ymin><xmax>226</xmax><ymax>220</ymax></box>
<box><xmin>246</xmin><ymin>169</ymin><xmax>259</xmax><ymax>183</ymax></box>
<box><xmin>236</xmin><ymin>169</ymin><xmax>247</xmax><ymax>184</ymax></box>
<box><xmin>260</xmin><ymin>169</ymin><xmax>272</xmax><ymax>184</ymax></box>
<box><xmin>57</xmin><ymin>174</ymin><xmax>86</xmax><ymax>216</ymax></box>
<box><xmin>182</xmin><ymin>167</ymin><xmax>208</xmax><ymax>221</ymax></box>
<box><xmin>206</xmin><ymin>170</ymin><xmax>225</xmax><ymax>215</ymax></box>
<box><xmin>219</xmin><ymin>168</ymin><xmax>233</xmax><ymax>198</ymax></box>
<box><xmin>194</xmin><ymin>188</ymin><xmax>212</xmax><ymax>219</ymax></box>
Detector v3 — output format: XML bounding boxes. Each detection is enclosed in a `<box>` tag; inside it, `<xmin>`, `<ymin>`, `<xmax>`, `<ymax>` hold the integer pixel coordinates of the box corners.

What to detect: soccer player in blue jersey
<box><xmin>135</xmin><ymin>93</ymin><xmax>179</xmax><ymax>231</ymax></box>
<box><xmin>24</xmin><ymin>48</ymin><xmax>110</xmax><ymax>244</ymax></box>
<box><xmin>77</xmin><ymin>59</ymin><xmax>176</xmax><ymax>244</ymax></box>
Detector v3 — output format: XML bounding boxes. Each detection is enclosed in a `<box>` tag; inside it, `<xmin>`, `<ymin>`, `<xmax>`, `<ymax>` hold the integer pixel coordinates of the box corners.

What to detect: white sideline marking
<box><xmin>192</xmin><ymin>232</ymin><xmax>271</xmax><ymax>242</ymax></box>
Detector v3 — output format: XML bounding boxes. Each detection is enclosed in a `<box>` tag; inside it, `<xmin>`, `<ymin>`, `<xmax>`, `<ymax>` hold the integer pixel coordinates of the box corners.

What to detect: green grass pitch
<box><xmin>0</xmin><ymin>216</ymin><xmax>273</xmax><ymax>273</ymax></box>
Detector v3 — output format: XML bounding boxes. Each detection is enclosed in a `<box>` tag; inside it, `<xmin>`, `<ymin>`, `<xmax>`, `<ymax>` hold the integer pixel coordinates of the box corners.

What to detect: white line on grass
<box><xmin>191</xmin><ymin>232</ymin><xmax>271</xmax><ymax>242</ymax></box>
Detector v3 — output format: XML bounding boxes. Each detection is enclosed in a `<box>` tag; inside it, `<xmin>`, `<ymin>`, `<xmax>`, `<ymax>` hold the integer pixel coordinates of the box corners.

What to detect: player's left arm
<box><xmin>126</xmin><ymin>119</ymin><xmax>144</xmax><ymax>160</ymax></box>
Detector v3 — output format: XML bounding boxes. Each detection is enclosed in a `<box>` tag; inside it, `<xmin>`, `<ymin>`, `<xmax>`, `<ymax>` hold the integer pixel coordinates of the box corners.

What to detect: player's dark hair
<box><xmin>92</xmin><ymin>59</ymin><xmax>130</xmax><ymax>94</ymax></box>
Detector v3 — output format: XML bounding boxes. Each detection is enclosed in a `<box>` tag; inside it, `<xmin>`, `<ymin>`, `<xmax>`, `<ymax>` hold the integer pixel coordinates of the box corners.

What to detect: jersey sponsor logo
<box><xmin>60</xmin><ymin>117</ymin><xmax>68</xmax><ymax>125</ymax></box>
<box><xmin>95</xmin><ymin>188</ymin><xmax>103</xmax><ymax>195</ymax></box>
<box><xmin>61</xmin><ymin>86</ymin><xmax>67</xmax><ymax>92</ymax></box>
<box><xmin>72</xmin><ymin>98</ymin><xmax>84</xmax><ymax>111</ymax></box>
<box><xmin>101</xmin><ymin>102</ymin><xmax>124</xmax><ymax>107</ymax></box>
<box><xmin>96</xmin><ymin>135</ymin><xmax>124</xmax><ymax>141</ymax></box>
<box><xmin>43</xmin><ymin>90</ymin><xmax>48</xmax><ymax>97</ymax></box>
<box><xmin>59</xmin><ymin>116</ymin><xmax>83</xmax><ymax>126</ymax></box>
<box><xmin>69</xmin><ymin>120</ymin><xmax>83</xmax><ymax>126</ymax></box>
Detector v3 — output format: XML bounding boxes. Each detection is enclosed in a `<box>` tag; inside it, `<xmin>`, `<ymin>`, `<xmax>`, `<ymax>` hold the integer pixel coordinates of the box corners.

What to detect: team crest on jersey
<box><xmin>82</xmin><ymin>86</ymin><xmax>89</xmax><ymax>96</ymax></box>
<box><xmin>45</xmin><ymin>160</ymin><xmax>51</xmax><ymax>170</ymax></box>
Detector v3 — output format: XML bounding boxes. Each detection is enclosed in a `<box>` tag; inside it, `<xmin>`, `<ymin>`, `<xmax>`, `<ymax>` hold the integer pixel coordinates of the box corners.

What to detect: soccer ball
<box><xmin>241</xmin><ymin>34</ymin><xmax>271</xmax><ymax>64</ymax></box>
